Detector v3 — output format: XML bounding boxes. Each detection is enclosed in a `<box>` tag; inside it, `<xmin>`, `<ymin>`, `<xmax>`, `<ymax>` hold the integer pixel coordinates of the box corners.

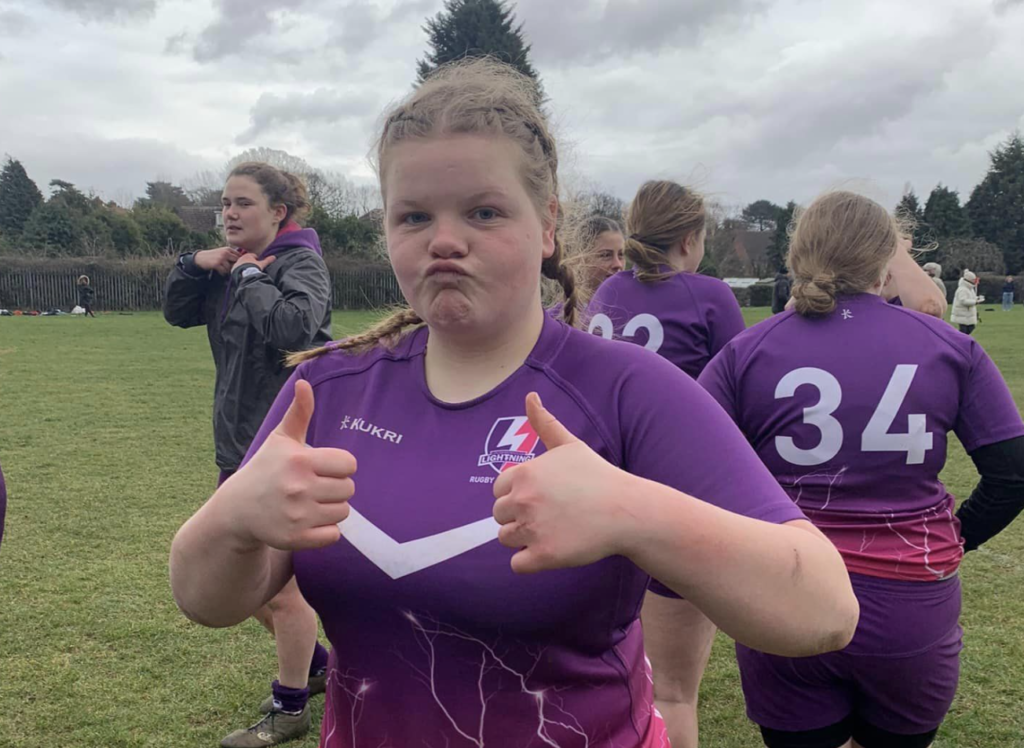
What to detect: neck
<box><xmin>665</xmin><ymin>246</ymin><xmax>690</xmax><ymax>273</ymax></box>
<box><xmin>423</xmin><ymin>303</ymin><xmax>546</xmax><ymax>404</ymax></box>
<box><xmin>249</xmin><ymin>224</ymin><xmax>282</xmax><ymax>256</ymax></box>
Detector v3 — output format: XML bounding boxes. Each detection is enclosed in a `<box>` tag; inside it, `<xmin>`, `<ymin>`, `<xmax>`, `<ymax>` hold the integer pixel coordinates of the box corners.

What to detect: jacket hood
<box><xmin>259</xmin><ymin>226</ymin><xmax>323</xmax><ymax>259</ymax></box>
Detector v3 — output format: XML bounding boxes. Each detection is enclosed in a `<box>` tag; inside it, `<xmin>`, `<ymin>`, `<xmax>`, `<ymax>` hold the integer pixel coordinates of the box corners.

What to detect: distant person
<box><xmin>923</xmin><ymin>262</ymin><xmax>946</xmax><ymax>298</ymax></box>
<box><xmin>587</xmin><ymin>179</ymin><xmax>746</xmax><ymax>747</ymax></box>
<box><xmin>0</xmin><ymin>462</ymin><xmax>6</xmax><ymax>551</ymax></box>
<box><xmin>1003</xmin><ymin>276</ymin><xmax>1015</xmax><ymax>311</ymax></box>
<box><xmin>772</xmin><ymin>269</ymin><xmax>791</xmax><ymax>314</ymax></box>
<box><xmin>588</xmin><ymin>180</ymin><xmax>745</xmax><ymax>379</ymax></box>
<box><xmin>547</xmin><ymin>214</ymin><xmax>625</xmax><ymax>318</ymax></box>
<box><xmin>951</xmin><ymin>269</ymin><xmax>984</xmax><ymax>335</ymax></box>
<box><xmin>76</xmin><ymin>275</ymin><xmax>96</xmax><ymax>317</ymax></box>
<box><xmin>163</xmin><ymin>161</ymin><xmax>333</xmax><ymax>747</ymax></box>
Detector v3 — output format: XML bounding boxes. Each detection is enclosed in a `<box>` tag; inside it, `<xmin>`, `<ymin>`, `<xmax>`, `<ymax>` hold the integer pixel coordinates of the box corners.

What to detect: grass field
<box><xmin>1</xmin><ymin>307</ymin><xmax>1023</xmax><ymax>747</ymax></box>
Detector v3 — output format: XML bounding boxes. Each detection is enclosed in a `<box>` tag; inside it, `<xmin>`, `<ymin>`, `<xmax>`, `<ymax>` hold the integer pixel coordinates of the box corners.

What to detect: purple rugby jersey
<box><xmin>242</xmin><ymin>314</ymin><xmax>804</xmax><ymax>748</ymax></box>
<box><xmin>587</xmin><ymin>269</ymin><xmax>745</xmax><ymax>379</ymax></box>
<box><xmin>699</xmin><ymin>293</ymin><xmax>1024</xmax><ymax>582</ymax></box>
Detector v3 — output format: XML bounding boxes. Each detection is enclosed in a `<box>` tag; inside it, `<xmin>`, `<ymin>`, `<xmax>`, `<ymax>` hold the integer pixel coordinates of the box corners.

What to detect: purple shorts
<box><xmin>217</xmin><ymin>468</ymin><xmax>236</xmax><ymax>487</ymax></box>
<box><xmin>737</xmin><ymin>572</ymin><xmax>962</xmax><ymax>735</ymax></box>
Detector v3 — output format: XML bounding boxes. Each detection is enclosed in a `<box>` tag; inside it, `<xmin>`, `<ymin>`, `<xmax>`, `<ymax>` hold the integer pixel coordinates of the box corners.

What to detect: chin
<box><xmin>424</xmin><ymin>293</ymin><xmax>475</xmax><ymax>329</ymax></box>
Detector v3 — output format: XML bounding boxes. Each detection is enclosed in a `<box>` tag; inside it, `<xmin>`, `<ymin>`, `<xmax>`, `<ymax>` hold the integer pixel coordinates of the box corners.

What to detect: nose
<box><xmin>611</xmin><ymin>256</ymin><xmax>625</xmax><ymax>272</ymax></box>
<box><xmin>428</xmin><ymin>216</ymin><xmax>468</xmax><ymax>259</ymax></box>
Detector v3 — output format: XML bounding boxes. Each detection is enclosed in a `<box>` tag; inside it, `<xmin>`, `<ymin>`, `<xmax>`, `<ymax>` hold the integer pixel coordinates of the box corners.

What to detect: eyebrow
<box><xmin>389</xmin><ymin>190</ymin><xmax>512</xmax><ymax>211</ymax></box>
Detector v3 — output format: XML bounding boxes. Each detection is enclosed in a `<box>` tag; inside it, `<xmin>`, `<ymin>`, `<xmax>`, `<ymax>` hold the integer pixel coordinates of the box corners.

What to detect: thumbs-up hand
<box><xmin>492</xmin><ymin>392</ymin><xmax>632</xmax><ymax>574</ymax></box>
<box><xmin>218</xmin><ymin>379</ymin><xmax>357</xmax><ymax>551</ymax></box>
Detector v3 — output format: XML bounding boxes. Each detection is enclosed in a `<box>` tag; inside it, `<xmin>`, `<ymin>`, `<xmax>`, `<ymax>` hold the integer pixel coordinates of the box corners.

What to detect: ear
<box><xmin>540</xmin><ymin>195</ymin><xmax>557</xmax><ymax>260</ymax></box>
<box><xmin>271</xmin><ymin>202</ymin><xmax>288</xmax><ymax>225</ymax></box>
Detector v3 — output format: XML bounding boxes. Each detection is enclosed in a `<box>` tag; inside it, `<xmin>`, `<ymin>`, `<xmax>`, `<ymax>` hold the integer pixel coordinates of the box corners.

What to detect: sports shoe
<box><xmin>219</xmin><ymin>705</ymin><xmax>311</xmax><ymax>747</ymax></box>
<box><xmin>258</xmin><ymin>671</ymin><xmax>326</xmax><ymax>714</ymax></box>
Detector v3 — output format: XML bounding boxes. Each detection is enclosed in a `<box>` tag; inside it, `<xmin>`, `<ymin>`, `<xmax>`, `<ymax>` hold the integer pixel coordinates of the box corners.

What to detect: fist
<box><xmin>195</xmin><ymin>247</ymin><xmax>241</xmax><ymax>276</ymax></box>
<box><xmin>219</xmin><ymin>380</ymin><xmax>357</xmax><ymax>551</ymax></box>
<box><xmin>492</xmin><ymin>393</ymin><xmax>633</xmax><ymax>574</ymax></box>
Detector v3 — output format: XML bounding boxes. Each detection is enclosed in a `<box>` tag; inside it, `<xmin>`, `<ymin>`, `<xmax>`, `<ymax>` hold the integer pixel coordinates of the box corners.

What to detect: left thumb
<box><xmin>525</xmin><ymin>392</ymin><xmax>579</xmax><ymax>450</ymax></box>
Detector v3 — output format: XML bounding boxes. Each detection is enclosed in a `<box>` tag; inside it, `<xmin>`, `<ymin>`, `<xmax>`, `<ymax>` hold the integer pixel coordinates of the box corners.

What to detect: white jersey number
<box><xmin>774</xmin><ymin>365</ymin><xmax>932</xmax><ymax>467</ymax></box>
<box><xmin>588</xmin><ymin>313</ymin><xmax>665</xmax><ymax>353</ymax></box>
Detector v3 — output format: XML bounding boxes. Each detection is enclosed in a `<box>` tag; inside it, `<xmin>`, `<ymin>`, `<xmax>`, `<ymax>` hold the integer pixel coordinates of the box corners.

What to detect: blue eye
<box><xmin>474</xmin><ymin>208</ymin><xmax>499</xmax><ymax>221</ymax></box>
<box><xmin>403</xmin><ymin>212</ymin><xmax>430</xmax><ymax>225</ymax></box>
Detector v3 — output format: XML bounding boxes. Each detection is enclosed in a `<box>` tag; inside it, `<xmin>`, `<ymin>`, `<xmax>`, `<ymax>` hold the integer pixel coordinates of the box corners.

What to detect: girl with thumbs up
<box><xmin>171</xmin><ymin>59</ymin><xmax>858</xmax><ymax>748</ymax></box>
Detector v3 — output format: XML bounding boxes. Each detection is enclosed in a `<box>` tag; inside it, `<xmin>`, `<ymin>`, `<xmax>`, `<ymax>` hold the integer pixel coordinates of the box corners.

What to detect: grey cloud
<box><xmin>192</xmin><ymin>0</ymin><xmax>308</xmax><ymax>63</ymax></box>
<box><xmin>8</xmin><ymin>133</ymin><xmax>216</xmax><ymax>202</ymax></box>
<box><xmin>41</xmin><ymin>0</ymin><xmax>158</xmax><ymax>21</ymax></box>
<box><xmin>0</xmin><ymin>10</ymin><xmax>34</xmax><ymax>36</ymax></box>
<box><xmin>238</xmin><ymin>88</ymin><xmax>379</xmax><ymax>144</ymax></box>
<box><xmin>517</xmin><ymin>0</ymin><xmax>766</xmax><ymax>66</ymax></box>
<box><xmin>325</xmin><ymin>0</ymin><xmax>436</xmax><ymax>57</ymax></box>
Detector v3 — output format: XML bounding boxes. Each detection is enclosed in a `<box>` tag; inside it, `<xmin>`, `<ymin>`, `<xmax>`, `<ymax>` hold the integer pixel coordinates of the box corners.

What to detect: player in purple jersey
<box><xmin>588</xmin><ymin>180</ymin><xmax>745</xmax><ymax>381</ymax></box>
<box><xmin>546</xmin><ymin>214</ymin><xmax>625</xmax><ymax>319</ymax></box>
<box><xmin>170</xmin><ymin>59</ymin><xmax>859</xmax><ymax>748</ymax></box>
<box><xmin>587</xmin><ymin>179</ymin><xmax>746</xmax><ymax>746</ymax></box>
<box><xmin>699</xmin><ymin>191</ymin><xmax>1024</xmax><ymax>748</ymax></box>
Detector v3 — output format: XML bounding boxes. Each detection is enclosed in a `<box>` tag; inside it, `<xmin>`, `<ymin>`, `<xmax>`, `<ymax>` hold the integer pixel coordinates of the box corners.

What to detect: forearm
<box><xmin>237</xmin><ymin>277</ymin><xmax>320</xmax><ymax>350</ymax></box>
<box><xmin>170</xmin><ymin>495</ymin><xmax>290</xmax><ymax>628</ymax></box>
<box><xmin>890</xmin><ymin>251</ymin><xmax>946</xmax><ymax>317</ymax></box>
<box><xmin>958</xmin><ymin>438</ymin><xmax>1024</xmax><ymax>551</ymax></box>
<box><xmin>621</xmin><ymin>478</ymin><xmax>857</xmax><ymax>656</ymax></box>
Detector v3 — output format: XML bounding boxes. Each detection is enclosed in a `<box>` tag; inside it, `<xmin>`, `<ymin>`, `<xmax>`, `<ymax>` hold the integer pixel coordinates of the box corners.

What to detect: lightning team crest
<box><xmin>478</xmin><ymin>416</ymin><xmax>542</xmax><ymax>473</ymax></box>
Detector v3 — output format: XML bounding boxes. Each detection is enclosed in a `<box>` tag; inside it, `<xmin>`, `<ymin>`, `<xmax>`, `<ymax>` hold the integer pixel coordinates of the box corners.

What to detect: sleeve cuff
<box><xmin>177</xmin><ymin>252</ymin><xmax>207</xmax><ymax>279</ymax></box>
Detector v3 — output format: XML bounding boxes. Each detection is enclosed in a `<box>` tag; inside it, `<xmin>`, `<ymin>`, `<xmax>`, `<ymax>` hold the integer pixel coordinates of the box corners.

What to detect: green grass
<box><xmin>1</xmin><ymin>307</ymin><xmax>1023</xmax><ymax>747</ymax></box>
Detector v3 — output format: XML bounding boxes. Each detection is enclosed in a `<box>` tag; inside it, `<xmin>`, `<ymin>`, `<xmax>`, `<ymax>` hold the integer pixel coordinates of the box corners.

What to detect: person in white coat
<box><xmin>951</xmin><ymin>269</ymin><xmax>985</xmax><ymax>335</ymax></box>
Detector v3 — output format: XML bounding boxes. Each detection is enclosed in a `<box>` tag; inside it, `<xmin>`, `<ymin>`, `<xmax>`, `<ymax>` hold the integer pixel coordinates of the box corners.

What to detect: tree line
<box><xmin>2</xmin><ymin>0</ymin><xmax>1021</xmax><ymax>280</ymax></box>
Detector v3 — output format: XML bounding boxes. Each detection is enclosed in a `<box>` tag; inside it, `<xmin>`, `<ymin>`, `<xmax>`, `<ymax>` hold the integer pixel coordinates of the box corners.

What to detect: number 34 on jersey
<box><xmin>774</xmin><ymin>365</ymin><xmax>933</xmax><ymax>467</ymax></box>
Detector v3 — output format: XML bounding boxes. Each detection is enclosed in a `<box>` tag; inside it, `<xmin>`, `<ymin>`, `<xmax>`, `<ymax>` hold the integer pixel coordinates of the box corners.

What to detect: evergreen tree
<box><xmin>895</xmin><ymin>190</ymin><xmax>929</xmax><ymax>245</ymax></box>
<box><xmin>417</xmin><ymin>0</ymin><xmax>543</xmax><ymax>102</ymax></box>
<box><xmin>0</xmin><ymin>157</ymin><xmax>44</xmax><ymax>237</ymax></box>
<box><xmin>741</xmin><ymin>199</ymin><xmax>782</xmax><ymax>231</ymax></box>
<box><xmin>966</xmin><ymin>132</ymin><xmax>1024</xmax><ymax>273</ymax></box>
<box><xmin>923</xmin><ymin>184</ymin><xmax>970</xmax><ymax>239</ymax></box>
<box><xmin>768</xmin><ymin>201</ymin><xmax>797</xmax><ymax>271</ymax></box>
<box><xmin>135</xmin><ymin>180</ymin><xmax>192</xmax><ymax>211</ymax></box>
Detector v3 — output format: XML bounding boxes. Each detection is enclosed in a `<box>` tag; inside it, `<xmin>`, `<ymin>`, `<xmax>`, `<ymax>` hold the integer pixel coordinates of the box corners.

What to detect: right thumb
<box><xmin>275</xmin><ymin>379</ymin><xmax>315</xmax><ymax>444</ymax></box>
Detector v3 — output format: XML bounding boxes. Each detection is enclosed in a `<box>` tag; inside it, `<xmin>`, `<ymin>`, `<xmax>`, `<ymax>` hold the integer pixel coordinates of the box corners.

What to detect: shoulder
<box><xmin>296</xmin><ymin>329</ymin><xmax>423</xmax><ymax>387</ymax></box>
<box><xmin>538</xmin><ymin>321</ymin><xmax>707</xmax><ymax>409</ymax></box>
<box><xmin>590</xmin><ymin>270</ymin><xmax>635</xmax><ymax>301</ymax></box>
<box><xmin>883</xmin><ymin>302</ymin><xmax>975</xmax><ymax>363</ymax></box>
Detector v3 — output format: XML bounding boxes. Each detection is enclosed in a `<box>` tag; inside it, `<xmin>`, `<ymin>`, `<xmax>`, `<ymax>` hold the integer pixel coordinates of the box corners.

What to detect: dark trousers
<box><xmin>959</xmin><ymin>324</ymin><xmax>976</xmax><ymax>336</ymax></box>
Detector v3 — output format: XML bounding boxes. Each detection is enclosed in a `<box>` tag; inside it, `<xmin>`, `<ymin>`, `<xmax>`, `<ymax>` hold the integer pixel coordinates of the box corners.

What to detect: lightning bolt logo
<box><xmin>478</xmin><ymin>417</ymin><xmax>543</xmax><ymax>474</ymax></box>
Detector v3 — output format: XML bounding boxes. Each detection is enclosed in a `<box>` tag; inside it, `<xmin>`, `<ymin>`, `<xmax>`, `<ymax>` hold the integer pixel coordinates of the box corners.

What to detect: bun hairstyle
<box><xmin>227</xmin><ymin>162</ymin><xmax>311</xmax><ymax>226</ymax></box>
<box><xmin>788</xmin><ymin>191</ymin><xmax>902</xmax><ymax>317</ymax></box>
<box><xmin>624</xmin><ymin>180</ymin><xmax>706</xmax><ymax>284</ymax></box>
<box><xmin>289</xmin><ymin>57</ymin><xmax>575</xmax><ymax>366</ymax></box>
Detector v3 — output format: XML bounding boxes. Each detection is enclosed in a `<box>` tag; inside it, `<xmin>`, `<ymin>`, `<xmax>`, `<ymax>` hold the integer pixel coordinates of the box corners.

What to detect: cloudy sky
<box><xmin>1</xmin><ymin>0</ymin><xmax>1022</xmax><ymax>211</ymax></box>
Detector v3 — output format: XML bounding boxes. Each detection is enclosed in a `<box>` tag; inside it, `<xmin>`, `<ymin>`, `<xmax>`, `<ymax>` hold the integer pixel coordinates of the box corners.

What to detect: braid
<box><xmin>285</xmin><ymin>307</ymin><xmax>423</xmax><ymax>367</ymax></box>
<box><xmin>542</xmin><ymin>234</ymin><xmax>580</xmax><ymax>328</ymax></box>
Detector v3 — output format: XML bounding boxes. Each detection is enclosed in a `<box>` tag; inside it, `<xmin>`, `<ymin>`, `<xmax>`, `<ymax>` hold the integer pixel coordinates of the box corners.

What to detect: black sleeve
<box><xmin>957</xmin><ymin>436</ymin><xmax>1024</xmax><ymax>552</ymax></box>
<box><xmin>163</xmin><ymin>253</ymin><xmax>210</xmax><ymax>329</ymax></box>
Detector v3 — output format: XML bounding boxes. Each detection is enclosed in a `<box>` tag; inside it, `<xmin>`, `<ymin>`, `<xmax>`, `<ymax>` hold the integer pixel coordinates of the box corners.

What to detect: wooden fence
<box><xmin>0</xmin><ymin>263</ymin><xmax>404</xmax><ymax>312</ymax></box>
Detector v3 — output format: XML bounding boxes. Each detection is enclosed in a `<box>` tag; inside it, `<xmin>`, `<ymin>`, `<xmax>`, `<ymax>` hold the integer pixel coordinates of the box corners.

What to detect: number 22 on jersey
<box><xmin>774</xmin><ymin>365</ymin><xmax>934</xmax><ymax>467</ymax></box>
<box><xmin>588</xmin><ymin>313</ymin><xmax>665</xmax><ymax>353</ymax></box>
